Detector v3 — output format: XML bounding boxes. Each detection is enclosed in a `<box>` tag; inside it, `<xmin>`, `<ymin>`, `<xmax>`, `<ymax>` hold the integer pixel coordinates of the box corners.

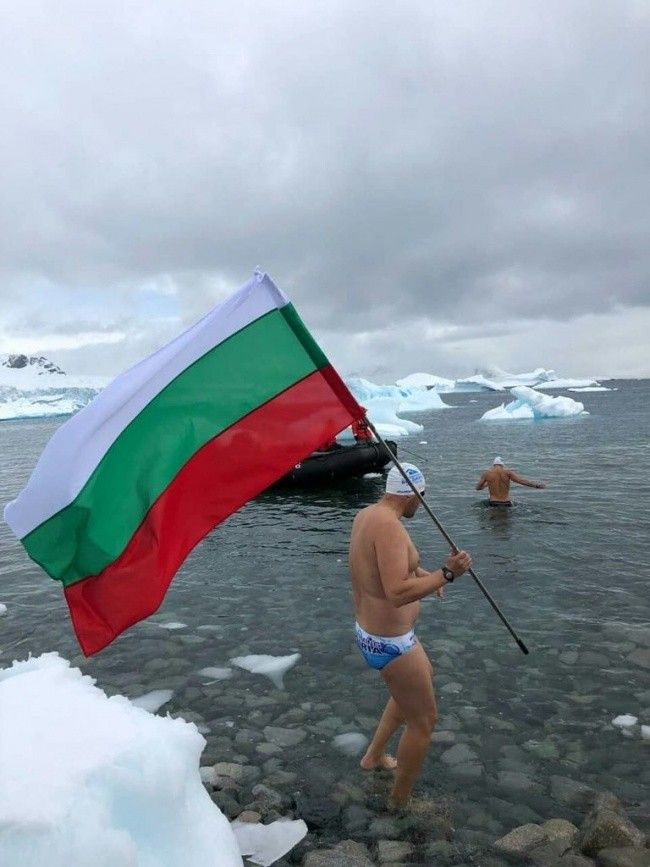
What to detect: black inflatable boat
<box><xmin>274</xmin><ymin>440</ymin><xmax>397</xmax><ymax>488</ymax></box>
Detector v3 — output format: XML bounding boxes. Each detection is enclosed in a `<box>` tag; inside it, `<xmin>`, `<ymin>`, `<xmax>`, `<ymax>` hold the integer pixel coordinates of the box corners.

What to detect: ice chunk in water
<box><xmin>481</xmin><ymin>386</ymin><xmax>586</xmax><ymax>421</ymax></box>
<box><xmin>0</xmin><ymin>603</ymin><xmax>7</xmax><ymax>616</ymax></box>
<box><xmin>158</xmin><ymin>621</ymin><xmax>187</xmax><ymax>630</ymax></box>
<box><xmin>332</xmin><ymin>732</ymin><xmax>369</xmax><ymax>756</ymax></box>
<box><xmin>232</xmin><ymin>818</ymin><xmax>307</xmax><ymax>867</ymax></box>
<box><xmin>0</xmin><ymin>652</ymin><xmax>242</xmax><ymax>867</ymax></box>
<box><xmin>198</xmin><ymin>666</ymin><xmax>233</xmax><ymax>680</ymax></box>
<box><xmin>131</xmin><ymin>689</ymin><xmax>174</xmax><ymax>713</ymax></box>
<box><xmin>230</xmin><ymin>654</ymin><xmax>300</xmax><ymax>689</ymax></box>
<box><xmin>612</xmin><ymin>714</ymin><xmax>638</xmax><ymax>728</ymax></box>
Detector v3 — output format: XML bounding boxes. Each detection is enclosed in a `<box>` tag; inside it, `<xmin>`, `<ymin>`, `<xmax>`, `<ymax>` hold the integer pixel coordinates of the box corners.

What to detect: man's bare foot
<box><xmin>359</xmin><ymin>753</ymin><xmax>398</xmax><ymax>771</ymax></box>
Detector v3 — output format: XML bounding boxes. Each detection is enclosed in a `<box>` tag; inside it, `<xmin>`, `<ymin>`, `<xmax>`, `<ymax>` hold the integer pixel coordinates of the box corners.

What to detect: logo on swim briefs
<box><xmin>356</xmin><ymin>629</ymin><xmax>399</xmax><ymax>657</ymax></box>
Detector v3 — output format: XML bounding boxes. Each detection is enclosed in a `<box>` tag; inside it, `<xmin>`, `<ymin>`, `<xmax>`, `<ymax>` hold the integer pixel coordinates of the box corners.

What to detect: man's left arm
<box><xmin>416</xmin><ymin>565</ymin><xmax>444</xmax><ymax>598</ymax></box>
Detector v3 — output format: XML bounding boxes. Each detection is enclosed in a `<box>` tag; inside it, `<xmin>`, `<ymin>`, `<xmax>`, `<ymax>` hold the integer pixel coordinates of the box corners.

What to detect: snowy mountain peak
<box><xmin>2</xmin><ymin>354</ymin><xmax>65</xmax><ymax>375</ymax></box>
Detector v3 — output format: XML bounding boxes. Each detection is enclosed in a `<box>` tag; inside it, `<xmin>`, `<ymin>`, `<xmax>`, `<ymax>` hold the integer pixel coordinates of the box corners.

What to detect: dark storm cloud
<box><xmin>0</xmin><ymin>0</ymin><xmax>648</xmax><ymax>375</ymax></box>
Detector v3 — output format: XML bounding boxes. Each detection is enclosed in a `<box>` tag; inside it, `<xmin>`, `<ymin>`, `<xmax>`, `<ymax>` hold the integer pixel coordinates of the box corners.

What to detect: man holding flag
<box><xmin>349</xmin><ymin>463</ymin><xmax>473</xmax><ymax>809</ymax></box>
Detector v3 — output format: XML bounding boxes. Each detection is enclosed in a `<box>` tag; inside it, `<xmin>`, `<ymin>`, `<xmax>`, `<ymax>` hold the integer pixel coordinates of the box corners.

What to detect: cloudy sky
<box><xmin>1</xmin><ymin>0</ymin><xmax>648</xmax><ymax>380</ymax></box>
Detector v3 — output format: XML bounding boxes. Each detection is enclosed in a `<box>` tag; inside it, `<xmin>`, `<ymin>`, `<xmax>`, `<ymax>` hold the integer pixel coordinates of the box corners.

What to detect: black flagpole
<box><xmin>363</xmin><ymin>416</ymin><xmax>530</xmax><ymax>656</ymax></box>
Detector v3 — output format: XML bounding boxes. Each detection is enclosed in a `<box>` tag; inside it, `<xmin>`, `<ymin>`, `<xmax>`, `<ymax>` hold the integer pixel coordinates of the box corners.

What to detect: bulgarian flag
<box><xmin>4</xmin><ymin>272</ymin><xmax>363</xmax><ymax>655</ymax></box>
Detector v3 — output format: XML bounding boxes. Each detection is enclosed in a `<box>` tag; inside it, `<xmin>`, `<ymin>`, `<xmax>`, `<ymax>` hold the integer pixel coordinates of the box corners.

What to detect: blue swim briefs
<box><xmin>354</xmin><ymin>622</ymin><xmax>417</xmax><ymax>670</ymax></box>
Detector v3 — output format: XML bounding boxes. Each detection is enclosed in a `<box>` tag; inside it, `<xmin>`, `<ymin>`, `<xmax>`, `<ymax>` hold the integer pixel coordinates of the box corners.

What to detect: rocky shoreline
<box><xmin>200</xmin><ymin>735</ymin><xmax>649</xmax><ymax>867</ymax></box>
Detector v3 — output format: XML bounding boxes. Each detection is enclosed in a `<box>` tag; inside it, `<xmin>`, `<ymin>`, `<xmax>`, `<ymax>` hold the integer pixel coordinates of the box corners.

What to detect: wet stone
<box><xmin>425</xmin><ymin>840</ymin><xmax>457</xmax><ymax>864</ymax></box>
<box><xmin>251</xmin><ymin>783</ymin><xmax>285</xmax><ymax>809</ymax></box>
<box><xmin>440</xmin><ymin>681</ymin><xmax>463</xmax><ymax>694</ymax></box>
<box><xmin>343</xmin><ymin>804</ymin><xmax>372</xmax><ymax>834</ymax></box>
<box><xmin>303</xmin><ymin>839</ymin><xmax>373</xmax><ymax>867</ymax></box>
<box><xmin>579</xmin><ymin>808</ymin><xmax>646</xmax><ymax>855</ymax></box>
<box><xmin>213</xmin><ymin>761</ymin><xmax>246</xmax><ymax>782</ymax></box>
<box><xmin>263</xmin><ymin>725</ymin><xmax>308</xmax><ymax>747</ymax></box>
<box><xmin>542</xmin><ymin>818</ymin><xmax>579</xmax><ymax>845</ymax></box>
<box><xmin>295</xmin><ymin>794</ymin><xmax>342</xmax><ymax>830</ymax></box>
<box><xmin>550</xmin><ymin>775</ymin><xmax>595</xmax><ymax>807</ymax></box>
<box><xmin>257</xmin><ymin>742</ymin><xmax>283</xmax><ymax>756</ymax></box>
<box><xmin>431</xmin><ymin>730</ymin><xmax>457</xmax><ymax>746</ymax></box>
<box><xmin>494</xmin><ymin>823</ymin><xmax>548</xmax><ymax>856</ymax></box>
<box><xmin>210</xmin><ymin>790</ymin><xmax>241</xmax><ymax>819</ymax></box>
<box><xmin>235</xmin><ymin>728</ymin><xmax>264</xmax><ymax>746</ymax></box>
<box><xmin>441</xmin><ymin>743</ymin><xmax>478</xmax><ymax>765</ymax></box>
<box><xmin>376</xmin><ymin>840</ymin><xmax>414</xmax><ymax>862</ymax></box>
<box><xmin>237</xmin><ymin>810</ymin><xmax>262</xmax><ymax>823</ymax></box>
<box><xmin>367</xmin><ymin>817</ymin><xmax>400</xmax><ymax>839</ymax></box>
<box><xmin>497</xmin><ymin>769</ymin><xmax>542</xmax><ymax>795</ymax></box>
<box><xmin>595</xmin><ymin>848</ymin><xmax>650</xmax><ymax>867</ymax></box>
<box><xmin>264</xmin><ymin>770</ymin><xmax>298</xmax><ymax>787</ymax></box>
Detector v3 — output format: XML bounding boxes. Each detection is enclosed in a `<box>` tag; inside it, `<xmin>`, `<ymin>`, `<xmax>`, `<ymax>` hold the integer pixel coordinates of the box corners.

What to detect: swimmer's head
<box><xmin>493</xmin><ymin>456</ymin><xmax>505</xmax><ymax>466</ymax></box>
<box><xmin>385</xmin><ymin>463</ymin><xmax>426</xmax><ymax>496</ymax></box>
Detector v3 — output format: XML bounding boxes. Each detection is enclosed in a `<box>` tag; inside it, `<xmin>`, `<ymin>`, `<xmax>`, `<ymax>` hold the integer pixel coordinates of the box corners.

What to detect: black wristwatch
<box><xmin>441</xmin><ymin>566</ymin><xmax>455</xmax><ymax>583</ymax></box>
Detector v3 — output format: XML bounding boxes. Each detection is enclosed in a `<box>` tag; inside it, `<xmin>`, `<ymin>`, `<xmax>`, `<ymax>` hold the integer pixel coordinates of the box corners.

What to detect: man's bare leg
<box><xmin>360</xmin><ymin>697</ymin><xmax>404</xmax><ymax>770</ymax></box>
<box><xmin>380</xmin><ymin>643</ymin><xmax>437</xmax><ymax>808</ymax></box>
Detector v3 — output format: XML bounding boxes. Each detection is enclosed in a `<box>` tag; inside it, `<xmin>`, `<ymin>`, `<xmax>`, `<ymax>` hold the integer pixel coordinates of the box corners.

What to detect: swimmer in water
<box><xmin>476</xmin><ymin>457</ymin><xmax>546</xmax><ymax>506</ymax></box>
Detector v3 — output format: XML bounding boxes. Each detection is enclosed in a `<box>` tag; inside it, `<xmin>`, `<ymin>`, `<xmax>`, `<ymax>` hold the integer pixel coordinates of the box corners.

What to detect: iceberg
<box><xmin>346</xmin><ymin>376</ymin><xmax>450</xmax><ymax>411</ymax></box>
<box><xmin>395</xmin><ymin>371</ymin><xmax>456</xmax><ymax>392</ymax></box>
<box><xmin>481</xmin><ymin>386</ymin><xmax>587</xmax><ymax>421</ymax></box>
<box><xmin>0</xmin><ymin>653</ymin><xmax>243</xmax><ymax>867</ymax></box>
<box><xmin>453</xmin><ymin>374</ymin><xmax>505</xmax><ymax>392</ymax></box>
<box><xmin>482</xmin><ymin>366</ymin><xmax>559</xmax><ymax>388</ymax></box>
<box><xmin>343</xmin><ymin>375</ymin><xmax>448</xmax><ymax>439</ymax></box>
<box><xmin>0</xmin><ymin>355</ymin><xmax>107</xmax><ymax>421</ymax></box>
<box><xmin>535</xmin><ymin>378</ymin><xmax>599</xmax><ymax>390</ymax></box>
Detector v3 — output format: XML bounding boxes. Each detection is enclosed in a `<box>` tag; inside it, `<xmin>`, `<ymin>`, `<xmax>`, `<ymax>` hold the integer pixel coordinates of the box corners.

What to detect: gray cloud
<box><xmin>0</xmin><ymin>0</ymin><xmax>648</xmax><ymax>377</ymax></box>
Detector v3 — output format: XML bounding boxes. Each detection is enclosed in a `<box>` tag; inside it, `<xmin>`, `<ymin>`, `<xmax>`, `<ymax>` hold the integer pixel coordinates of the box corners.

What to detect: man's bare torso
<box><xmin>484</xmin><ymin>466</ymin><xmax>512</xmax><ymax>502</ymax></box>
<box><xmin>349</xmin><ymin>503</ymin><xmax>420</xmax><ymax>636</ymax></box>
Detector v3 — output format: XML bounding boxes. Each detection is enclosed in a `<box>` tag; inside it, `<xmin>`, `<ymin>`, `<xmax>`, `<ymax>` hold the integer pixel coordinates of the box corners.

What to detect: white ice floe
<box><xmin>0</xmin><ymin>653</ymin><xmax>243</xmax><ymax>867</ymax></box>
<box><xmin>454</xmin><ymin>374</ymin><xmax>505</xmax><ymax>392</ymax></box>
<box><xmin>535</xmin><ymin>378</ymin><xmax>599</xmax><ymax>390</ymax></box>
<box><xmin>395</xmin><ymin>372</ymin><xmax>456</xmax><ymax>391</ymax></box>
<box><xmin>131</xmin><ymin>688</ymin><xmax>174</xmax><ymax>713</ymax></box>
<box><xmin>0</xmin><ymin>603</ymin><xmax>7</xmax><ymax>616</ymax></box>
<box><xmin>158</xmin><ymin>621</ymin><xmax>187</xmax><ymax>630</ymax></box>
<box><xmin>332</xmin><ymin>732</ymin><xmax>369</xmax><ymax>756</ymax></box>
<box><xmin>232</xmin><ymin>819</ymin><xmax>308</xmax><ymax>867</ymax></box>
<box><xmin>197</xmin><ymin>666</ymin><xmax>233</xmax><ymax>680</ymax></box>
<box><xmin>362</xmin><ymin>472</ymin><xmax>382</xmax><ymax>478</ymax></box>
<box><xmin>481</xmin><ymin>386</ymin><xmax>587</xmax><ymax>421</ymax></box>
<box><xmin>641</xmin><ymin>725</ymin><xmax>650</xmax><ymax>740</ymax></box>
<box><xmin>612</xmin><ymin>714</ymin><xmax>638</xmax><ymax>729</ymax></box>
<box><xmin>230</xmin><ymin>653</ymin><xmax>300</xmax><ymax>689</ymax></box>
<box><xmin>568</xmin><ymin>386</ymin><xmax>611</xmax><ymax>392</ymax></box>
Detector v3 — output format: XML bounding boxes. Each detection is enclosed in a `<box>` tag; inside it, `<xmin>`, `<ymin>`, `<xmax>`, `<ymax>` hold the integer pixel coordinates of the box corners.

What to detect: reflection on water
<box><xmin>1</xmin><ymin>382</ymin><xmax>649</xmax><ymax>859</ymax></box>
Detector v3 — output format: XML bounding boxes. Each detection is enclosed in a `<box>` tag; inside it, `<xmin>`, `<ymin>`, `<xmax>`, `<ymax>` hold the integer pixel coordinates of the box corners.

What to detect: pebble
<box><xmin>263</xmin><ymin>725</ymin><xmax>307</xmax><ymax>747</ymax></box>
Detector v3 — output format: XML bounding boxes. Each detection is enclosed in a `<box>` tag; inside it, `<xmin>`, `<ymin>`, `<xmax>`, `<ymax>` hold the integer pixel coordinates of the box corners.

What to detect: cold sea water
<box><xmin>1</xmin><ymin>380</ymin><xmax>648</xmax><ymax>864</ymax></box>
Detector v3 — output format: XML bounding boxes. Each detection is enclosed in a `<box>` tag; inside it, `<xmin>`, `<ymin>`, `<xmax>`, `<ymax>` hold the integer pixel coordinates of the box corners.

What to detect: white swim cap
<box><xmin>385</xmin><ymin>463</ymin><xmax>425</xmax><ymax>496</ymax></box>
<box><xmin>493</xmin><ymin>456</ymin><xmax>505</xmax><ymax>466</ymax></box>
